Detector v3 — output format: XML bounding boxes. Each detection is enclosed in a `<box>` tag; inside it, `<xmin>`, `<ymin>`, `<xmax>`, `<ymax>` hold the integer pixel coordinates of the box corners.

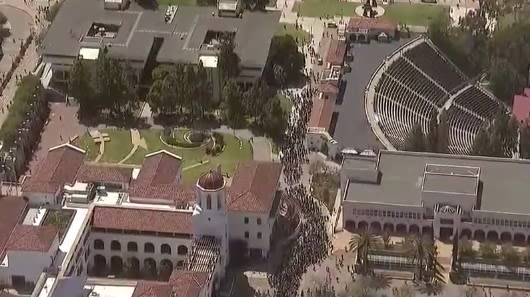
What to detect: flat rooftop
<box><xmin>344</xmin><ymin>150</ymin><xmax>530</xmax><ymax>214</ymax></box>
<box><xmin>84</xmin><ymin>284</ymin><xmax>135</xmax><ymax>297</ymax></box>
<box><xmin>41</xmin><ymin>0</ymin><xmax>280</xmax><ymax>68</ymax></box>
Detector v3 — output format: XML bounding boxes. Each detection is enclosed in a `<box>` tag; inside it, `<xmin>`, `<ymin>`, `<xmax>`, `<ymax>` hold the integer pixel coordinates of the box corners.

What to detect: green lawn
<box><xmin>293</xmin><ymin>1</ymin><xmax>448</xmax><ymax>26</ymax></box>
<box><xmin>74</xmin><ymin>129</ymin><xmax>133</xmax><ymax>163</ymax></box>
<box><xmin>43</xmin><ymin>209</ymin><xmax>75</xmax><ymax>242</ymax></box>
<box><xmin>276</xmin><ymin>23</ymin><xmax>312</xmax><ymax>45</ymax></box>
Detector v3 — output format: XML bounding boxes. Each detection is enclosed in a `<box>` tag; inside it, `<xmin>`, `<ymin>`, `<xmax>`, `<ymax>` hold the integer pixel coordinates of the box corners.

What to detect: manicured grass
<box><xmin>384</xmin><ymin>3</ymin><xmax>448</xmax><ymax>27</ymax></box>
<box><xmin>125</xmin><ymin>129</ymin><xmax>252</xmax><ymax>184</ymax></box>
<box><xmin>74</xmin><ymin>129</ymin><xmax>133</xmax><ymax>163</ymax></box>
<box><xmin>294</xmin><ymin>1</ymin><xmax>448</xmax><ymax>26</ymax></box>
<box><xmin>276</xmin><ymin>23</ymin><xmax>312</xmax><ymax>45</ymax></box>
<box><xmin>99</xmin><ymin>129</ymin><xmax>133</xmax><ymax>163</ymax></box>
<box><xmin>74</xmin><ymin>134</ymin><xmax>99</xmax><ymax>161</ymax></box>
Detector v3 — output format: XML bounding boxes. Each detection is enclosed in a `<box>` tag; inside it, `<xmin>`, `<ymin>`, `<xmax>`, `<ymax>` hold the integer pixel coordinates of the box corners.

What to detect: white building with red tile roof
<box><xmin>19</xmin><ymin>143</ymin><xmax>283</xmax><ymax>297</ymax></box>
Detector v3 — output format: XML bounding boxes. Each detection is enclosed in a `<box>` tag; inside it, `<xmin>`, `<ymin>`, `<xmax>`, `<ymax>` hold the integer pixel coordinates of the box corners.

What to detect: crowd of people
<box><xmin>268</xmin><ymin>88</ymin><xmax>331</xmax><ymax>297</ymax></box>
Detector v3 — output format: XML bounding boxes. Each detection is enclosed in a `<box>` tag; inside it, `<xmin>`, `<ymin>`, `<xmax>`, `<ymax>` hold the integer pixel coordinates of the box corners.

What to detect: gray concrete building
<box><xmin>341</xmin><ymin>150</ymin><xmax>530</xmax><ymax>244</ymax></box>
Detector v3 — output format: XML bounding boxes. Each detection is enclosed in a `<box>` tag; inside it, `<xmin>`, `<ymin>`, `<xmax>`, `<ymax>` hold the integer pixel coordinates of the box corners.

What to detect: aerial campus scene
<box><xmin>0</xmin><ymin>0</ymin><xmax>529</xmax><ymax>296</ymax></box>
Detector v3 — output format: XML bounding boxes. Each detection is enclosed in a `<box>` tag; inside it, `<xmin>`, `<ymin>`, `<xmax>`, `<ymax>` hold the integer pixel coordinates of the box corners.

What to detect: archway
<box><xmin>143</xmin><ymin>258</ymin><xmax>157</xmax><ymax>280</ymax></box>
<box><xmin>125</xmin><ymin>257</ymin><xmax>140</xmax><ymax>279</ymax></box>
<box><xmin>144</xmin><ymin>242</ymin><xmax>155</xmax><ymax>253</ymax></box>
<box><xmin>177</xmin><ymin>245</ymin><xmax>188</xmax><ymax>256</ymax></box>
<box><xmin>177</xmin><ymin>260</ymin><xmax>185</xmax><ymax>269</ymax></box>
<box><xmin>93</xmin><ymin>255</ymin><xmax>107</xmax><ymax>276</ymax></box>
<box><xmin>409</xmin><ymin>225</ymin><xmax>420</xmax><ymax>234</ymax></box>
<box><xmin>161</xmin><ymin>244</ymin><xmax>172</xmax><ymax>255</ymax></box>
<box><xmin>474</xmin><ymin>230</ymin><xmax>485</xmax><ymax>242</ymax></box>
<box><xmin>500</xmin><ymin>232</ymin><xmax>512</xmax><ymax>242</ymax></box>
<box><xmin>486</xmin><ymin>230</ymin><xmax>499</xmax><ymax>242</ymax></box>
<box><xmin>110</xmin><ymin>256</ymin><xmax>123</xmax><ymax>276</ymax></box>
<box><xmin>111</xmin><ymin>240</ymin><xmax>121</xmax><ymax>251</ymax></box>
<box><xmin>358</xmin><ymin>221</ymin><xmax>368</xmax><ymax>231</ymax></box>
<box><xmin>422</xmin><ymin>226</ymin><xmax>433</xmax><ymax>235</ymax></box>
<box><xmin>396</xmin><ymin>224</ymin><xmax>407</xmax><ymax>234</ymax></box>
<box><xmin>159</xmin><ymin>259</ymin><xmax>174</xmax><ymax>281</ymax></box>
<box><xmin>370</xmin><ymin>222</ymin><xmax>382</xmax><ymax>233</ymax></box>
<box><xmin>127</xmin><ymin>241</ymin><xmax>138</xmax><ymax>252</ymax></box>
<box><xmin>94</xmin><ymin>239</ymin><xmax>104</xmax><ymax>250</ymax></box>
<box><xmin>514</xmin><ymin>233</ymin><xmax>526</xmax><ymax>245</ymax></box>
<box><xmin>461</xmin><ymin>229</ymin><xmax>472</xmax><ymax>239</ymax></box>
<box><xmin>383</xmin><ymin>223</ymin><xmax>394</xmax><ymax>233</ymax></box>
<box><xmin>345</xmin><ymin>220</ymin><xmax>356</xmax><ymax>231</ymax></box>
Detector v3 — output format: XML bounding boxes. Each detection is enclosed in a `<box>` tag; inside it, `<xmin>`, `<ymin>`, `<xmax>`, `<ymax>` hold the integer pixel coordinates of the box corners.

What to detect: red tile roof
<box><xmin>22</xmin><ymin>144</ymin><xmax>85</xmax><ymax>194</ymax></box>
<box><xmin>132</xmin><ymin>281</ymin><xmax>173</xmax><ymax>297</ymax></box>
<box><xmin>76</xmin><ymin>164</ymin><xmax>133</xmax><ymax>184</ymax></box>
<box><xmin>319</xmin><ymin>82</ymin><xmax>339</xmax><ymax>95</ymax></box>
<box><xmin>513</xmin><ymin>91</ymin><xmax>530</xmax><ymax>122</ymax></box>
<box><xmin>0</xmin><ymin>197</ymin><xmax>28</xmax><ymax>257</ymax></box>
<box><xmin>347</xmin><ymin>17</ymin><xmax>397</xmax><ymax>32</ymax></box>
<box><xmin>169</xmin><ymin>270</ymin><xmax>208</xmax><ymax>297</ymax></box>
<box><xmin>91</xmin><ymin>206</ymin><xmax>192</xmax><ymax>235</ymax></box>
<box><xmin>6</xmin><ymin>225</ymin><xmax>58</xmax><ymax>252</ymax></box>
<box><xmin>325</xmin><ymin>39</ymin><xmax>347</xmax><ymax>66</ymax></box>
<box><xmin>228</xmin><ymin>161</ymin><xmax>281</xmax><ymax>213</ymax></box>
<box><xmin>130</xmin><ymin>151</ymin><xmax>183</xmax><ymax>201</ymax></box>
<box><xmin>309</xmin><ymin>94</ymin><xmax>335</xmax><ymax>131</ymax></box>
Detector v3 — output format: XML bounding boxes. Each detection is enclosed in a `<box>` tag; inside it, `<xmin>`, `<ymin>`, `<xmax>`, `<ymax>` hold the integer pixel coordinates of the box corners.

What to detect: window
<box><xmin>144</xmin><ymin>243</ymin><xmax>155</xmax><ymax>253</ymax></box>
<box><xmin>94</xmin><ymin>239</ymin><xmax>104</xmax><ymax>250</ymax></box>
<box><xmin>257</xmin><ymin>232</ymin><xmax>262</xmax><ymax>239</ymax></box>
<box><xmin>110</xmin><ymin>240</ymin><xmax>121</xmax><ymax>251</ymax></box>
<box><xmin>206</xmin><ymin>195</ymin><xmax>212</xmax><ymax>210</ymax></box>
<box><xmin>127</xmin><ymin>242</ymin><xmax>138</xmax><ymax>252</ymax></box>
<box><xmin>177</xmin><ymin>245</ymin><xmax>188</xmax><ymax>255</ymax></box>
<box><xmin>244</xmin><ymin>217</ymin><xmax>249</xmax><ymax>224</ymax></box>
<box><xmin>244</xmin><ymin>231</ymin><xmax>249</xmax><ymax>239</ymax></box>
<box><xmin>257</xmin><ymin>218</ymin><xmax>262</xmax><ymax>225</ymax></box>
<box><xmin>161</xmin><ymin>244</ymin><xmax>172</xmax><ymax>255</ymax></box>
<box><xmin>217</xmin><ymin>195</ymin><xmax>221</xmax><ymax>210</ymax></box>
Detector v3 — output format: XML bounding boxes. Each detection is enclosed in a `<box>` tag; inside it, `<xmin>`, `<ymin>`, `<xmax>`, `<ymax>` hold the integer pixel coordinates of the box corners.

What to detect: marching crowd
<box><xmin>268</xmin><ymin>88</ymin><xmax>331</xmax><ymax>297</ymax></box>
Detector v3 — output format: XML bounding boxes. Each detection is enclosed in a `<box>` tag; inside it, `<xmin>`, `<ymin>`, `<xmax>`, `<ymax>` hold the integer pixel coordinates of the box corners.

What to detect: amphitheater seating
<box><xmin>403</xmin><ymin>42</ymin><xmax>467</xmax><ymax>92</ymax></box>
<box><xmin>453</xmin><ymin>86</ymin><xmax>503</xmax><ymax>119</ymax></box>
<box><xmin>386</xmin><ymin>58</ymin><xmax>447</xmax><ymax>107</ymax></box>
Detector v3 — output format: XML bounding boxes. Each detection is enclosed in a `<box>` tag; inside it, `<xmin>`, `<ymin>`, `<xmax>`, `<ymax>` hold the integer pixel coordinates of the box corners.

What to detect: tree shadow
<box><xmin>413</xmin><ymin>280</ymin><xmax>445</xmax><ymax>296</ymax></box>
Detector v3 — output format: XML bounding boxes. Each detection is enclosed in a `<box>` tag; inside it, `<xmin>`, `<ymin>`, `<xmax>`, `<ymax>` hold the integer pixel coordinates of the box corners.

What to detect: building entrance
<box><xmin>439</xmin><ymin>227</ymin><xmax>454</xmax><ymax>241</ymax></box>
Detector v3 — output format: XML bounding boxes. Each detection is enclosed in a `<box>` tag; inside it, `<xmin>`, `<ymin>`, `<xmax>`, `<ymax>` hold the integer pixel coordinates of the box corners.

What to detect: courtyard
<box><xmin>74</xmin><ymin>128</ymin><xmax>253</xmax><ymax>184</ymax></box>
<box><xmin>293</xmin><ymin>1</ymin><xmax>448</xmax><ymax>27</ymax></box>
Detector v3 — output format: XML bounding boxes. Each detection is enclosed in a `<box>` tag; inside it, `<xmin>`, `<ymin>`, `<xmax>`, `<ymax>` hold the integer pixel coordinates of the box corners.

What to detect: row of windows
<box><xmin>244</xmin><ymin>217</ymin><xmax>262</xmax><ymax>225</ymax></box>
<box><xmin>473</xmin><ymin>217</ymin><xmax>530</xmax><ymax>228</ymax></box>
<box><xmin>244</xmin><ymin>231</ymin><xmax>262</xmax><ymax>239</ymax></box>
<box><xmin>202</xmin><ymin>194</ymin><xmax>222</xmax><ymax>210</ymax></box>
<box><xmin>93</xmin><ymin>240</ymin><xmax>188</xmax><ymax>255</ymax></box>
<box><xmin>353</xmin><ymin>209</ymin><xmax>421</xmax><ymax>220</ymax></box>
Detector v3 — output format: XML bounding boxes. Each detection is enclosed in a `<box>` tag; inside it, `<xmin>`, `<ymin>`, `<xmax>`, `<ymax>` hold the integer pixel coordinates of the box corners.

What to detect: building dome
<box><xmin>197</xmin><ymin>170</ymin><xmax>224</xmax><ymax>190</ymax></box>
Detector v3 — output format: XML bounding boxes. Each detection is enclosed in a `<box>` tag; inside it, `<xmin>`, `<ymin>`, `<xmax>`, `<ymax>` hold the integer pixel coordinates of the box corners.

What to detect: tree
<box><xmin>478</xmin><ymin>241</ymin><xmax>497</xmax><ymax>260</ymax></box>
<box><xmin>489</xmin><ymin>59</ymin><xmax>525</xmax><ymax>105</ymax></box>
<box><xmin>222</xmin><ymin>80</ymin><xmax>245</xmax><ymax>128</ymax></box>
<box><xmin>218</xmin><ymin>33</ymin><xmax>240</xmax><ymax>81</ymax></box>
<box><xmin>501</xmin><ymin>243</ymin><xmax>520</xmax><ymax>266</ymax></box>
<box><xmin>147</xmin><ymin>66</ymin><xmax>178</xmax><ymax>115</ymax></box>
<box><xmin>68</xmin><ymin>58</ymin><xmax>95</xmax><ymax>118</ymax></box>
<box><xmin>407</xmin><ymin>235</ymin><xmax>430</xmax><ymax>282</ymax></box>
<box><xmin>471</xmin><ymin>109</ymin><xmax>518</xmax><ymax>157</ymax></box>
<box><xmin>349</xmin><ymin>231</ymin><xmax>382</xmax><ymax>276</ymax></box>
<box><xmin>262</xmin><ymin>95</ymin><xmax>288</xmax><ymax>142</ymax></box>
<box><xmin>392</xmin><ymin>283</ymin><xmax>416</xmax><ymax>297</ymax></box>
<box><xmin>404</xmin><ymin>123</ymin><xmax>426</xmax><ymax>152</ymax></box>
<box><xmin>424</xmin><ymin>245</ymin><xmax>445</xmax><ymax>285</ymax></box>
<box><xmin>470</xmin><ymin>126</ymin><xmax>490</xmax><ymax>156</ymax></box>
<box><xmin>520</xmin><ymin>119</ymin><xmax>530</xmax><ymax>159</ymax></box>
<box><xmin>195</xmin><ymin>61</ymin><xmax>213</xmax><ymax>119</ymax></box>
<box><xmin>0</xmin><ymin>11</ymin><xmax>7</xmax><ymax>24</ymax></box>
<box><xmin>266</xmin><ymin>35</ymin><xmax>305</xmax><ymax>86</ymax></box>
<box><xmin>426</xmin><ymin>114</ymin><xmax>438</xmax><ymax>153</ymax></box>
<box><xmin>436</xmin><ymin>110</ymin><xmax>449</xmax><ymax>153</ymax></box>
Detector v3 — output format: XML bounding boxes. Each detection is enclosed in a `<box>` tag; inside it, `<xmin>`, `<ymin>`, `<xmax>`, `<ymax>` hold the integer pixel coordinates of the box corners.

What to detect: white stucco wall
<box><xmin>23</xmin><ymin>191</ymin><xmax>58</xmax><ymax>207</ymax></box>
<box><xmin>228</xmin><ymin>212</ymin><xmax>273</xmax><ymax>256</ymax></box>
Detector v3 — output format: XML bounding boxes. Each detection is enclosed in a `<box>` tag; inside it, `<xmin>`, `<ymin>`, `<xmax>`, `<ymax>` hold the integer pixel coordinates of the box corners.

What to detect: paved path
<box><xmin>118</xmin><ymin>129</ymin><xmax>145</xmax><ymax>164</ymax></box>
<box><xmin>251</xmin><ymin>137</ymin><xmax>272</xmax><ymax>161</ymax></box>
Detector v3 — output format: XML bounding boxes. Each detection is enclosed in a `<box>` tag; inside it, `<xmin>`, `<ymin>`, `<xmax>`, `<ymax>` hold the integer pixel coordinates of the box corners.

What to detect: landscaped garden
<box><xmin>43</xmin><ymin>209</ymin><xmax>76</xmax><ymax>242</ymax></box>
<box><xmin>293</xmin><ymin>1</ymin><xmax>448</xmax><ymax>26</ymax></box>
<box><xmin>309</xmin><ymin>160</ymin><xmax>339</xmax><ymax>213</ymax></box>
<box><xmin>75</xmin><ymin>128</ymin><xmax>252</xmax><ymax>184</ymax></box>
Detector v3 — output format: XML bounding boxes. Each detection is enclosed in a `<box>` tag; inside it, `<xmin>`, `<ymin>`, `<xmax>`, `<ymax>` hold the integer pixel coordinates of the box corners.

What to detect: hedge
<box><xmin>0</xmin><ymin>75</ymin><xmax>43</xmax><ymax>146</ymax></box>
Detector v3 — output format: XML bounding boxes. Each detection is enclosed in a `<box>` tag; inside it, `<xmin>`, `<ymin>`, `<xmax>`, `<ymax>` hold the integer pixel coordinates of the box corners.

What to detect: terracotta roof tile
<box><xmin>325</xmin><ymin>39</ymin><xmax>347</xmax><ymax>66</ymax></box>
<box><xmin>91</xmin><ymin>206</ymin><xmax>192</xmax><ymax>235</ymax></box>
<box><xmin>347</xmin><ymin>17</ymin><xmax>397</xmax><ymax>32</ymax></box>
<box><xmin>309</xmin><ymin>95</ymin><xmax>335</xmax><ymax>131</ymax></box>
<box><xmin>0</xmin><ymin>197</ymin><xmax>28</xmax><ymax>256</ymax></box>
<box><xmin>228</xmin><ymin>161</ymin><xmax>281</xmax><ymax>213</ymax></box>
<box><xmin>22</xmin><ymin>144</ymin><xmax>85</xmax><ymax>193</ymax></box>
<box><xmin>169</xmin><ymin>270</ymin><xmax>208</xmax><ymax>297</ymax></box>
<box><xmin>130</xmin><ymin>151</ymin><xmax>183</xmax><ymax>200</ymax></box>
<box><xmin>132</xmin><ymin>281</ymin><xmax>173</xmax><ymax>297</ymax></box>
<box><xmin>6</xmin><ymin>225</ymin><xmax>58</xmax><ymax>252</ymax></box>
<box><xmin>76</xmin><ymin>164</ymin><xmax>133</xmax><ymax>184</ymax></box>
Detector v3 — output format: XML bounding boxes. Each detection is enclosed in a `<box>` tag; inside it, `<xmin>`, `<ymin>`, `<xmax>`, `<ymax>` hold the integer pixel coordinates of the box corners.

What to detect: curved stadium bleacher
<box><xmin>372</xmin><ymin>38</ymin><xmax>506</xmax><ymax>154</ymax></box>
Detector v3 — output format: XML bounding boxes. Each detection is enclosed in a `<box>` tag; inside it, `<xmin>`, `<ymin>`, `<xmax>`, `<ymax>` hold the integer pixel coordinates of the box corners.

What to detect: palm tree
<box><xmin>407</xmin><ymin>235</ymin><xmax>430</xmax><ymax>282</ymax></box>
<box><xmin>425</xmin><ymin>245</ymin><xmax>445</xmax><ymax>285</ymax></box>
<box><xmin>349</xmin><ymin>230</ymin><xmax>382</xmax><ymax>276</ymax></box>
